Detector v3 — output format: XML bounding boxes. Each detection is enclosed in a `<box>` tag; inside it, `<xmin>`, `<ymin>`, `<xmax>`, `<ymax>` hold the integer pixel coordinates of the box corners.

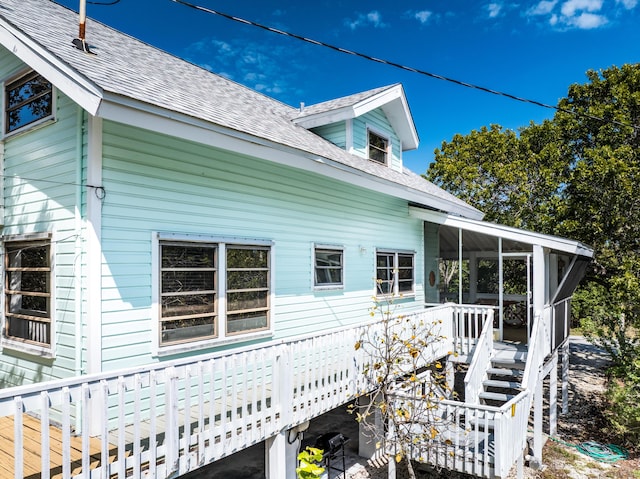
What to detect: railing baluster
<box><xmin>81</xmin><ymin>384</ymin><xmax>90</xmax><ymax>479</ymax></box>
<box><xmin>62</xmin><ymin>387</ymin><xmax>71</xmax><ymax>479</ymax></box>
<box><xmin>40</xmin><ymin>391</ymin><xmax>50</xmax><ymax>479</ymax></box>
<box><xmin>149</xmin><ymin>370</ymin><xmax>158</xmax><ymax>479</ymax></box>
<box><xmin>117</xmin><ymin>376</ymin><xmax>126</xmax><ymax>478</ymax></box>
<box><xmin>14</xmin><ymin>396</ymin><xmax>23</xmax><ymax>479</ymax></box>
<box><xmin>133</xmin><ymin>373</ymin><xmax>142</xmax><ymax>479</ymax></box>
<box><xmin>197</xmin><ymin>361</ymin><xmax>205</xmax><ymax>467</ymax></box>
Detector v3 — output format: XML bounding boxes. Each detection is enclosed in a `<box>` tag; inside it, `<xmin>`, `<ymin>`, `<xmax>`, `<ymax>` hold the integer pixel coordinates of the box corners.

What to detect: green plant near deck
<box><xmin>296</xmin><ymin>446</ymin><xmax>325</xmax><ymax>479</ymax></box>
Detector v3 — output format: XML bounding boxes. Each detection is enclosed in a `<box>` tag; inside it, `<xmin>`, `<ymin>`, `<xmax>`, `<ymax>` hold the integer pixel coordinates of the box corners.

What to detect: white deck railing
<box><xmin>463</xmin><ymin>309</ymin><xmax>495</xmax><ymax>405</ymax></box>
<box><xmin>450</xmin><ymin>304</ymin><xmax>495</xmax><ymax>356</ymax></box>
<box><xmin>395</xmin><ymin>387</ymin><xmax>531</xmax><ymax>478</ymax></box>
<box><xmin>0</xmin><ymin>304</ymin><xmax>463</xmax><ymax>479</ymax></box>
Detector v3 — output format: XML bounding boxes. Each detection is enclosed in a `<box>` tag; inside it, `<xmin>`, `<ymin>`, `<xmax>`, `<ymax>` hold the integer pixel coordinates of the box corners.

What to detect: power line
<box><xmin>171</xmin><ymin>0</ymin><xmax>639</xmax><ymax>133</ymax></box>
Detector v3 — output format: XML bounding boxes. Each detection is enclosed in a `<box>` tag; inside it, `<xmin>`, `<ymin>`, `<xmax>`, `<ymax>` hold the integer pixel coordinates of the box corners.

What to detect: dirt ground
<box><xmin>345</xmin><ymin>336</ymin><xmax>639</xmax><ymax>479</ymax></box>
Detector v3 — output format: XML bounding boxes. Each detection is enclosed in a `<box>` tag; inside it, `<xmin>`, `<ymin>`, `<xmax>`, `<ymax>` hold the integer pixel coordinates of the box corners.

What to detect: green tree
<box><xmin>426</xmin><ymin>63</ymin><xmax>640</xmax><ymax>445</ymax></box>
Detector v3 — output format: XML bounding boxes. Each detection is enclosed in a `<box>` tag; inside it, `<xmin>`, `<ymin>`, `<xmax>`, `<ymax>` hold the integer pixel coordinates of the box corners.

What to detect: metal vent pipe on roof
<box><xmin>72</xmin><ymin>0</ymin><xmax>93</xmax><ymax>53</ymax></box>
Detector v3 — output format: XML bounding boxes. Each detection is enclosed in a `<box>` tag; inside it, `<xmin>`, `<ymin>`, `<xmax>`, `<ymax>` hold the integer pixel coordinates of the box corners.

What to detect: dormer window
<box><xmin>4</xmin><ymin>71</ymin><xmax>53</xmax><ymax>135</ymax></box>
<box><xmin>368</xmin><ymin>130</ymin><xmax>388</xmax><ymax>164</ymax></box>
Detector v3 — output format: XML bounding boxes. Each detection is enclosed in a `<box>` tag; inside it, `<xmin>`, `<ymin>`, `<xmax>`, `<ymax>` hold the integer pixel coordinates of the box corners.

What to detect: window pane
<box><xmin>227</xmin><ymin>247</ymin><xmax>268</xmax><ymax>268</ymax></box>
<box><xmin>227</xmin><ymin>270</ymin><xmax>268</xmax><ymax>290</ymax></box>
<box><xmin>227</xmin><ymin>290</ymin><xmax>268</xmax><ymax>311</ymax></box>
<box><xmin>398</xmin><ymin>254</ymin><xmax>413</xmax><ymax>268</ymax></box>
<box><xmin>162</xmin><ymin>317</ymin><xmax>215</xmax><ymax>344</ymax></box>
<box><xmin>5</xmin><ymin>72</ymin><xmax>53</xmax><ymax>133</ymax></box>
<box><xmin>315</xmin><ymin>268</ymin><xmax>342</xmax><ymax>285</ymax></box>
<box><xmin>315</xmin><ymin>249</ymin><xmax>343</xmax><ymax>286</ymax></box>
<box><xmin>315</xmin><ymin>250</ymin><xmax>342</xmax><ymax>267</ymax></box>
<box><xmin>162</xmin><ymin>293</ymin><xmax>215</xmax><ymax>317</ymax></box>
<box><xmin>162</xmin><ymin>245</ymin><xmax>215</xmax><ymax>268</ymax></box>
<box><xmin>162</xmin><ymin>270</ymin><xmax>214</xmax><ymax>293</ymax></box>
<box><xmin>227</xmin><ymin>312</ymin><xmax>268</xmax><ymax>334</ymax></box>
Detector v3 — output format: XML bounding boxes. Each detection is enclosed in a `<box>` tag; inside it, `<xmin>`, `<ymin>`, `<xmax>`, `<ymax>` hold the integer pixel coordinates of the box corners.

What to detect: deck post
<box><xmin>561</xmin><ymin>340</ymin><xmax>570</xmax><ymax>415</ymax></box>
<box><xmin>549</xmin><ymin>351</ymin><xmax>558</xmax><ymax>436</ymax></box>
<box><xmin>357</xmin><ymin>395</ymin><xmax>383</xmax><ymax>458</ymax></box>
<box><xmin>533</xmin><ymin>374</ymin><xmax>544</xmax><ymax>464</ymax></box>
<box><xmin>266</xmin><ymin>432</ymin><xmax>296</xmax><ymax>479</ymax></box>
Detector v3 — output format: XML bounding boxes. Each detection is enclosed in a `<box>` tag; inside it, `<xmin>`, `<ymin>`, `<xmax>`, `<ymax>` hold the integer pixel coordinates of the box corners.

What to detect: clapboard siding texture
<box><xmin>1</xmin><ymin>55</ymin><xmax>81</xmax><ymax>386</ymax></box>
<box><xmin>99</xmin><ymin>120</ymin><xmax>424</xmax><ymax>369</ymax></box>
<box><xmin>311</xmin><ymin>121</ymin><xmax>347</xmax><ymax>149</ymax></box>
<box><xmin>352</xmin><ymin>109</ymin><xmax>402</xmax><ymax>172</ymax></box>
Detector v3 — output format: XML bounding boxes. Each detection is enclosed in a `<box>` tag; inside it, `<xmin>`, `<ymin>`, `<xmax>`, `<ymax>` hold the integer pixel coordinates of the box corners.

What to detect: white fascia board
<box><xmin>294</xmin><ymin>105</ymin><xmax>358</xmax><ymax>129</ymax></box>
<box><xmin>0</xmin><ymin>22</ymin><xmax>103</xmax><ymax>115</ymax></box>
<box><xmin>409</xmin><ymin>206</ymin><xmax>594</xmax><ymax>257</ymax></box>
<box><xmin>98</xmin><ymin>94</ymin><xmax>480</xmax><ymax>218</ymax></box>
<box><xmin>294</xmin><ymin>85</ymin><xmax>419</xmax><ymax>150</ymax></box>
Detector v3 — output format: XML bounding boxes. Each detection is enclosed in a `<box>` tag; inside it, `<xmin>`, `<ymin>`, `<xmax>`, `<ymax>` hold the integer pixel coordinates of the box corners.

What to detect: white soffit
<box><xmin>409</xmin><ymin>206</ymin><xmax>594</xmax><ymax>257</ymax></box>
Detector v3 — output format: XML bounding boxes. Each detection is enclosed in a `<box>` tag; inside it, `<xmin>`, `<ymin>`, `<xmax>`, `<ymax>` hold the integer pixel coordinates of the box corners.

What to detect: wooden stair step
<box><xmin>483</xmin><ymin>379</ymin><xmax>521</xmax><ymax>389</ymax></box>
<box><xmin>479</xmin><ymin>391</ymin><xmax>515</xmax><ymax>402</ymax></box>
<box><xmin>487</xmin><ymin>367</ymin><xmax>523</xmax><ymax>378</ymax></box>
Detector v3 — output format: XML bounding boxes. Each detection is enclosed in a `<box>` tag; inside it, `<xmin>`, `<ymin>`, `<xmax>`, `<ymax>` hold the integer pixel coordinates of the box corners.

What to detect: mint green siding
<box><xmin>1</xmin><ymin>47</ymin><xmax>82</xmax><ymax>386</ymax></box>
<box><xmin>311</xmin><ymin>121</ymin><xmax>347</xmax><ymax>148</ymax></box>
<box><xmin>353</xmin><ymin>109</ymin><xmax>402</xmax><ymax>172</ymax></box>
<box><xmin>99</xmin><ymin>121</ymin><xmax>424</xmax><ymax>370</ymax></box>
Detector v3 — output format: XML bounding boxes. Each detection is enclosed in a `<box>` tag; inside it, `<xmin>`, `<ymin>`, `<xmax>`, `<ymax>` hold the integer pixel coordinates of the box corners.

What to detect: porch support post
<box><xmin>549</xmin><ymin>351</ymin><xmax>558</xmax><ymax>436</ymax></box>
<box><xmin>358</xmin><ymin>395</ymin><xmax>383</xmax><ymax>458</ymax></box>
<box><xmin>561</xmin><ymin>340</ymin><xmax>570</xmax><ymax>415</ymax></box>
<box><xmin>266</xmin><ymin>432</ymin><xmax>297</xmax><ymax>479</ymax></box>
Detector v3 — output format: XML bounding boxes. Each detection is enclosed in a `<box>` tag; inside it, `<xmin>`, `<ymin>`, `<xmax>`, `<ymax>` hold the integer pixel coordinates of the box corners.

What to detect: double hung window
<box><xmin>367</xmin><ymin>130</ymin><xmax>389</xmax><ymax>164</ymax></box>
<box><xmin>159</xmin><ymin>240</ymin><xmax>270</xmax><ymax>347</ymax></box>
<box><xmin>3</xmin><ymin>239</ymin><xmax>52</xmax><ymax>348</ymax></box>
<box><xmin>376</xmin><ymin>251</ymin><xmax>414</xmax><ymax>296</ymax></box>
<box><xmin>314</xmin><ymin>246</ymin><xmax>344</xmax><ymax>288</ymax></box>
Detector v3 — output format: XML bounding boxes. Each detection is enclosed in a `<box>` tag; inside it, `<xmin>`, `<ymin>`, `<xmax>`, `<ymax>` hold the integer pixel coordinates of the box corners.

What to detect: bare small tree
<box><xmin>350</xmin><ymin>290</ymin><xmax>457</xmax><ymax>479</ymax></box>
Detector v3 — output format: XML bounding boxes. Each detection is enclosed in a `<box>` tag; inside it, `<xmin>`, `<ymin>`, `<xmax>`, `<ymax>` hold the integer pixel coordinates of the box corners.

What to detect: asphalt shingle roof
<box><xmin>0</xmin><ymin>0</ymin><xmax>480</xmax><ymax>217</ymax></box>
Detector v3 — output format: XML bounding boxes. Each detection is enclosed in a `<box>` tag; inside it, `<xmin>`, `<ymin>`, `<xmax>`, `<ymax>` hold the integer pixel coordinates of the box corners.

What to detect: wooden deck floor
<box><xmin>0</xmin><ymin>415</ymin><xmax>116</xmax><ymax>479</ymax></box>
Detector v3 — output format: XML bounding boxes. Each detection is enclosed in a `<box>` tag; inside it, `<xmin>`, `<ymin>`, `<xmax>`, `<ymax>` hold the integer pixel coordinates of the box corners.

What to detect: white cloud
<box><xmin>616</xmin><ymin>0</ymin><xmax>638</xmax><ymax>8</ymax></box>
<box><xmin>415</xmin><ymin>10</ymin><xmax>433</xmax><ymax>23</ymax></box>
<box><xmin>566</xmin><ymin>11</ymin><xmax>609</xmax><ymax>27</ymax></box>
<box><xmin>345</xmin><ymin>11</ymin><xmax>387</xmax><ymax>30</ymax></box>
<box><xmin>486</xmin><ymin>2</ymin><xmax>503</xmax><ymax>17</ymax></box>
<box><xmin>527</xmin><ymin>0</ymin><xmax>558</xmax><ymax>15</ymax></box>
<box><xmin>560</xmin><ymin>0</ymin><xmax>603</xmax><ymax>17</ymax></box>
<box><xmin>182</xmin><ymin>38</ymin><xmax>306</xmax><ymax>98</ymax></box>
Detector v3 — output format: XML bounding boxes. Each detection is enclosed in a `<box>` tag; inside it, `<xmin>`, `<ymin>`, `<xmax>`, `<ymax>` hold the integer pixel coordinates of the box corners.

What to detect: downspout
<box><xmin>74</xmin><ymin>107</ymin><xmax>84</xmax><ymax>376</ymax></box>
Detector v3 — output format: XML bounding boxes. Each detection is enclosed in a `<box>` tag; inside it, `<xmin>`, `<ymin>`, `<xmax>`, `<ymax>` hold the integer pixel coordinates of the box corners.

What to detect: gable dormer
<box><xmin>293</xmin><ymin>84</ymin><xmax>419</xmax><ymax>173</ymax></box>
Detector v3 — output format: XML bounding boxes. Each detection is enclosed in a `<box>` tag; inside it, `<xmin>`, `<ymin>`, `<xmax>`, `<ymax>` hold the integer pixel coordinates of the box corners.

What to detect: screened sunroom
<box><xmin>411</xmin><ymin>206</ymin><xmax>592</xmax><ymax>344</ymax></box>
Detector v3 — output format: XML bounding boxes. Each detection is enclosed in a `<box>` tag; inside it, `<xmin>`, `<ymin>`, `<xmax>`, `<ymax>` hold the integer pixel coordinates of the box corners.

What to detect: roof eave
<box><xmin>294</xmin><ymin>85</ymin><xmax>419</xmax><ymax>151</ymax></box>
<box><xmin>0</xmin><ymin>19</ymin><xmax>103</xmax><ymax>115</ymax></box>
<box><xmin>409</xmin><ymin>206</ymin><xmax>594</xmax><ymax>257</ymax></box>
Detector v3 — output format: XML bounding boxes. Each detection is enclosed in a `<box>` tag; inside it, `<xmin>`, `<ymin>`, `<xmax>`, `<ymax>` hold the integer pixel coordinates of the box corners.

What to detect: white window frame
<box><xmin>367</xmin><ymin>127</ymin><xmax>389</xmax><ymax>165</ymax></box>
<box><xmin>1</xmin><ymin>232</ymin><xmax>55</xmax><ymax>358</ymax></box>
<box><xmin>2</xmin><ymin>69</ymin><xmax>56</xmax><ymax>138</ymax></box>
<box><xmin>375</xmin><ymin>249</ymin><xmax>415</xmax><ymax>297</ymax></box>
<box><xmin>313</xmin><ymin>244</ymin><xmax>344</xmax><ymax>290</ymax></box>
<box><xmin>152</xmin><ymin>232</ymin><xmax>274</xmax><ymax>357</ymax></box>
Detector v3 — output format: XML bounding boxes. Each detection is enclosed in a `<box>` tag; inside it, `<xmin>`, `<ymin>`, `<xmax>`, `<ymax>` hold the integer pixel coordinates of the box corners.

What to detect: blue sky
<box><xmin>56</xmin><ymin>0</ymin><xmax>639</xmax><ymax>173</ymax></box>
